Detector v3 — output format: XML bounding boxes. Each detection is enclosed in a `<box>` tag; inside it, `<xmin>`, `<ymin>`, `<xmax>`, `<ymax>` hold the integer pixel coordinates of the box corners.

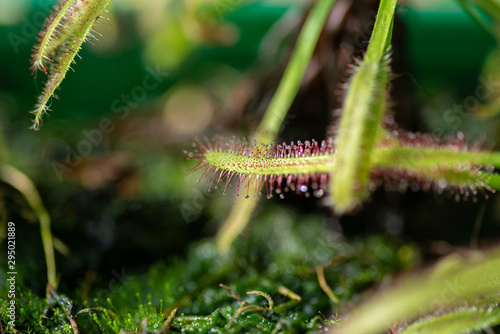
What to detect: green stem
<box><xmin>0</xmin><ymin>165</ymin><xmax>57</xmax><ymax>290</ymax></box>
<box><xmin>329</xmin><ymin>0</ymin><xmax>396</xmax><ymax>213</ymax></box>
<box><xmin>255</xmin><ymin>0</ymin><xmax>337</xmax><ymax>145</ymax></box>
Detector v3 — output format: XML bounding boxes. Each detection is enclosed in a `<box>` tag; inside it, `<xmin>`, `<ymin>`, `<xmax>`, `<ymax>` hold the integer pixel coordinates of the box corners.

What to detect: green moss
<box><xmin>1</xmin><ymin>208</ymin><xmax>408</xmax><ymax>333</ymax></box>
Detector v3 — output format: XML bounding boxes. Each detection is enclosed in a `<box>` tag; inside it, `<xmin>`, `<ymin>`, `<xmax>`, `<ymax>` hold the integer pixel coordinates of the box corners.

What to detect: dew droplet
<box><xmin>245</xmin><ymin>195</ymin><xmax>249</xmax><ymax>199</ymax></box>
<box><xmin>313</xmin><ymin>189</ymin><xmax>325</xmax><ymax>198</ymax></box>
<box><xmin>279</xmin><ymin>193</ymin><xmax>284</xmax><ymax>199</ymax></box>
<box><xmin>437</xmin><ymin>179</ymin><xmax>448</xmax><ymax>190</ymax></box>
<box><xmin>299</xmin><ymin>185</ymin><xmax>308</xmax><ymax>193</ymax></box>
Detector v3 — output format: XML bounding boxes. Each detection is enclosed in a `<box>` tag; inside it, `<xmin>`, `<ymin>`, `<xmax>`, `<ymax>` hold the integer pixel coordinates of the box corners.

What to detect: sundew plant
<box><xmin>2</xmin><ymin>0</ymin><xmax>500</xmax><ymax>332</ymax></box>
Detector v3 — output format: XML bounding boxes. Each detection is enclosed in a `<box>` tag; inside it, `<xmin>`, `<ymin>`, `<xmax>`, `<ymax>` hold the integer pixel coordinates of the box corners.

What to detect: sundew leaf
<box><xmin>401</xmin><ymin>307</ymin><xmax>500</xmax><ymax>334</ymax></box>
<box><xmin>329</xmin><ymin>248</ymin><xmax>500</xmax><ymax>334</ymax></box>
<box><xmin>329</xmin><ymin>0</ymin><xmax>397</xmax><ymax>213</ymax></box>
<box><xmin>30</xmin><ymin>0</ymin><xmax>113</xmax><ymax>130</ymax></box>
<box><xmin>372</xmin><ymin>145</ymin><xmax>499</xmax><ymax>199</ymax></box>
<box><xmin>187</xmin><ymin>135</ymin><xmax>500</xmax><ymax>202</ymax></box>
<box><xmin>30</xmin><ymin>0</ymin><xmax>76</xmax><ymax>74</ymax></box>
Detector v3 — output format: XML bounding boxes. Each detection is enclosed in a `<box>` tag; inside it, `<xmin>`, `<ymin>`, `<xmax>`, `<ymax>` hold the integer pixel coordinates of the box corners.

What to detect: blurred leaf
<box><xmin>401</xmin><ymin>306</ymin><xmax>500</xmax><ymax>334</ymax></box>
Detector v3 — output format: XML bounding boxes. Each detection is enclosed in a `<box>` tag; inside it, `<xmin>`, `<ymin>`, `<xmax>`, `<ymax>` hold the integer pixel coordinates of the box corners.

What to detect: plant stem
<box><xmin>329</xmin><ymin>0</ymin><xmax>396</xmax><ymax>213</ymax></box>
<box><xmin>0</xmin><ymin>165</ymin><xmax>57</xmax><ymax>290</ymax></box>
<box><xmin>255</xmin><ymin>0</ymin><xmax>337</xmax><ymax>145</ymax></box>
